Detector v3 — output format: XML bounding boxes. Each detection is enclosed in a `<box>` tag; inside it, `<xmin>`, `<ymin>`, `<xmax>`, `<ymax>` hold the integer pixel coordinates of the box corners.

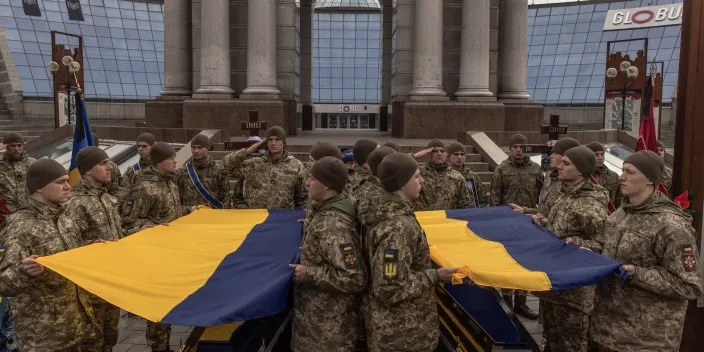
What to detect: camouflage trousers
<box><xmin>81</xmin><ymin>296</ymin><xmax>120</xmax><ymax>352</ymax></box>
<box><xmin>146</xmin><ymin>321</ymin><xmax>171</xmax><ymax>351</ymax></box>
<box><xmin>541</xmin><ymin>300</ymin><xmax>589</xmax><ymax>352</ymax></box>
<box><xmin>500</xmin><ymin>289</ymin><xmax>527</xmax><ymax>296</ymax></box>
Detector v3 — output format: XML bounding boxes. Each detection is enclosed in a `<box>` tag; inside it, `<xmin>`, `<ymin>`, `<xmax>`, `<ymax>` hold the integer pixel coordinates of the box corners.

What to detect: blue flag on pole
<box><xmin>68</xmin><ymin>93</ymin><xmax>94</xmax><ymax>186</ymax></box>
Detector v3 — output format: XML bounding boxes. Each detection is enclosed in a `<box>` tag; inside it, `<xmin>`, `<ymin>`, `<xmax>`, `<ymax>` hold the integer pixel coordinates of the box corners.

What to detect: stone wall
<box><xmin>20</xmin><ymin>100</ymin><xmax>145</xmax><ymax>126</ymax></box>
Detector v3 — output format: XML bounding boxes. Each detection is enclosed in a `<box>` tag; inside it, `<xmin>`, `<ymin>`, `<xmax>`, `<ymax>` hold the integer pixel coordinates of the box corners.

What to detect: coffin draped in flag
<box><xmin>36</xmin><ymin>206</ymin><xmax>621</xmax><ymax>326</ymax></box>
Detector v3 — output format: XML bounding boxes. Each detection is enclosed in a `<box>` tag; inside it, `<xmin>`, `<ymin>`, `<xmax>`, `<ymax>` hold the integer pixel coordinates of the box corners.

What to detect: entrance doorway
<box><xmin>316</xmin><ymin>113</ymin><xmax>377</xmax><ymax>129</ymax></box>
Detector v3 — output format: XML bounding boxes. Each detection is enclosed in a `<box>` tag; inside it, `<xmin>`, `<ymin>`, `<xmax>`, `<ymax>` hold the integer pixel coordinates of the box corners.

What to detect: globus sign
<box><xmin>603</xmin><ymin>3</ymin><xmax>683</xmax><ymax>31</ymax></box>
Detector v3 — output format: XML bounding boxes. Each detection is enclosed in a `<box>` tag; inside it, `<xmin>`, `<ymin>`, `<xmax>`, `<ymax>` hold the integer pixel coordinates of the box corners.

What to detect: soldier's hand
<box><xmin>621</xmin><ymin>264</ymin><xmax>636</xmax><ymax>277</ymax></box>
<box><xmin>438</xmin><ymin>267</ymin><xmax>460</xmax><ymax>282</ymax></box>
<box><xmin>509</xmin><ymin>203</ymin><xmax>525</xmax><ymax>214</ymax></box>
<box><xmin>413</xmin><ymin>148</ymin><xmax>433</xmax><ymax>159</ymax></box>
<box><xmin>565</xmin><ymin>238</ymin><xmax>574</xmax><ymax>245</ymax></box>
<box><xmin>22</xmin><ymin>256</ymin><xmax>44</xmax><ymax>277</ymax></box>
<box><xmin>530</xmin><ymin>214</ymin><xmax>545</xmax><ymax>224</ymax></box>
<box><xmin>289</xmin><ymin>264</ymin><xmax>307</xmax><ymax>283</ymax></box>
<box><xmin>246</xmin><ymin>140</ymin><xmax>266</xmax><ymax>155</ymax></box>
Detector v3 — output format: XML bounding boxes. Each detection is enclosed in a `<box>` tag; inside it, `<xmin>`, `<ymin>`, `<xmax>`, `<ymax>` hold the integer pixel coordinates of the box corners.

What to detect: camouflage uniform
<box><xmin>292</xmin><ymin>194</ymin><xmax>366</xmax><ymax>352</ymax></box>
<box><xmin>175</xmin><ymin>155</ymin><xmax>231</xmax><ymax>208</ymax></box>
<box><xmin>121</xmin><ymin>166</ymin><xmax>190</xmax><ymax>351</ymax></box>
<box><xmin>347</xmin><ymin>164</ymin><xmax>372</xmax><ymax>196</ymax></box>
<box><xmin>662</xmin><ymin>166</ymin><xmax>673</xmax><ymax>196</ymax></box>
<box><xmin>364</xmin><ymin>192</ymin><xmax>439</xmax><ymax>352</ymax></box>
<box><xmin>415</xmin><ymin>163</ymin><xmax>473</xmax><ymax>211</ymax></box>
<box><xmin>537</xmin><ymin>181</ymin><xmax>609</xmax><ymax>352</ymax></box>
<box><xmin>106</xmin><ymin>160</ymin><xmax>123</xmax><ymax>197</ymax></box>
<box><xmin>590</xmin><ymin>192</ymin><xmax>704</xmax><ymax>352</ymax></box>
<box><xmin>592</xmin><ymin>165</ymin><xmax>622</xmax><ymax>208</ymax></box>
<box><xmin>117</xmin><ymin>157</ymin><xmax>152</xmax><ymax>202</ymax></box>
<box><xmin>355</xmin><ymin>175</ymin><xmax>384</xmax><ymax>230</ymax></box>
<box><xmin>64</xmin><ymin>179</ymin><xmax>124</xmax><ymax>351</ymax></box>
<box><xmin>489</xmin><ymin>156</ymin><xmax>543</xmax><ymax>208</ymax></box>
<box><xmin>0</xmin><ymin>151</ymin><xmax>35</xmax><ymax>213</ymax></box>
<box><xmin>222</xmin><ymin>149</ymin><xmax>307</xmax><ymax>209</ymax></box>
<box><xmin>0</xmin><ymin>198</ymin><xmax>95</xmax><ymax>351</ymax></box>
<box><xmin>456</xmin><ymin>165</ymin><xmax>488</xmax><ymax>207</ymax></box>
<box><xmin>525</xmin><ymin>170</ymin><xmax>561</xmax><ymax>216</ymax></box>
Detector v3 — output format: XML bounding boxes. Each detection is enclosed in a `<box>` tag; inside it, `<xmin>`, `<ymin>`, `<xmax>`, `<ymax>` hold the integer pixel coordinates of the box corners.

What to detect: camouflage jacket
<box><xmin>538</xmin><ymin>181</ymin><xmax>609</xmax><ymax>314</ymax></box>
<box><xmin>489</xmin><ymin>156</ymin><xmax>543</xmax><ymax>208</ymax></box>
<box><xmin>175</xmin><ymin>155</ymin><xmax>231</xmax><ymax>208</ymax></box>
<box><xmin>222</xmin><ymin>149</ymin><xmax>307</xmax><ymax>209</ymax></box>
<box><xmin>355</xmin><ymin>175</ymin><xmax>384</xmax><ymax>230</ymax></box>
<box><xmin>662</xmin><ymin>166</ymin><xmax>673</xmax><ymax>196</ymax></box>
<box><xmin>106</xmin><ymin>160</ymin><xmax>123</xmax><ymax>197</ymax></box>
<box><xmin>0</xmin><ymin>198</ymin><xmax>94</xmax><ymax>351</ymax></box>
<box><xmin>64</xmin><ymin>179</ymin><xmax>123</xmax><ymax>245</ymax></box>
<box><xmin>593</xmin><ymin>165</ymin><xmax>622</xmax><ymax>208</ymax></box>
<box><xmin>455</xmin><ymin>165</ymin><xmax>488</xmax><ymax>207</ymax></box>
<box><xmin>0</xmin><ymin>152</ymin><xmax>35</xmax><ymax>212</ymax></box>
<box><xmin>364</xmin><ymin>192</ymin><xmax>439</xmax><ymax>352</ymax></box>
<box><xmin>415</xmin><ymin>163</ymin><xmax>473</xmax><ymax>211</ymax></box>
<box><xmin>292</xmin><ymin>194</ymin><xmax>366</xmax><ymax>352</ymax></box>
<box><xmin>117</xmin><ymin>157</ymin><xmax>152</xmax><ymax>201</ymax></box>
<box><xmin>590</xmin><ymin>192</ymin><xmax>704</xmax><ymax>352</ymax></box>
<box><xmin>121</xmin><ymin>166</ymin><xmax>190</xmax><ymax>234</ymax></box>
<box><xmin>347</xmin><ymin>164</ymin><xmax>372</xmax><ymax>196</ymax></box>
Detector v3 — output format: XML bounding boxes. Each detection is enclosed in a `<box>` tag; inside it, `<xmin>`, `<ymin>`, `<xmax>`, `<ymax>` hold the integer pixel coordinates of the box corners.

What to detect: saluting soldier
<box><xmin>489</xmin><ymin>133</ymin><xmax>542</xmax><ymax>320</ymax></box>
<box><xmin>656</xmin><ymin>140</ymin><xmax>673</xmax><ymax>195</ymax></box>
<box><xmin>176</xmin><ymin>134</ymin><xmax>230</xmax><ymax>209</ymax></box>
<box><xmin>590</xmin><ymin>151</ymin><xmax>703</xmax><ymax>352</ymax></box>
<box><xmin>447</xmin><ymin>142</ymin><xmax>488</xmax><ymax>207</ymax></box>
<box><xmin>0</xmin><ymin>159</ymin><xmax>95</xmax><ymax>351</ymax></box>
<box><xmin>586</xmin><ymin>142</ymin><xmax>622</xmax><ymax>208</ymax></box>
<box><xmin>121</xmin><ymin>142</ymin><xmax>192</xmax><ymax>352</ymax></box>
<box><xmin>0</xmin><ymin>133</ymin><xmax>36</xmax><ymax>216</ymax></box>
<box><xmin>222</xmin><ymin>126</ymin><xmax>307</xmax><ymax>209</ymax></box>
<box><xmin>411</xmin><ymin>139</ymin><xmax>472</xmax><ymax>211</ymax></box>
<box><xmin>93</xmin><ymin>132</ymin><xmax>123</xmax><ymax>197</ymax></box>
<box><xmin>119</xmin><ymin>133</ymin><xmax>156</xmax><ymax>200</ymax></box>
<box><xmin>533</xmin><ymin>146</ymin><xmax>609</xmax><ymax>352</ymax></box>
<box><xmin>290</xmin><ymin>157</ymin><xmax>366</xmax><ymax>352</ymax></box>
<box><xmin>64</xmin><ymin>147</ymin><xmax>124</xmax><ymax>352</ymax></box>
<box><xmin>364</xmin><ymin>152</ymin><xmax>457</xmax><ymax>352</ymax></box>
<box><xmin>347</xmin><ymin>138</ymin><xmax>379</xmax><ymax>195</ymax></box>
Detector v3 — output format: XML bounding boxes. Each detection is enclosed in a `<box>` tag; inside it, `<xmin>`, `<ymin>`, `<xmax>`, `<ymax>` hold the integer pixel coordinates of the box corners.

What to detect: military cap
<box><xmin>564</xmin><ymin>146</ymin><xmax>597</xmax><ymax>178</ymax></box>
<box><xmin>136</xmin><ymin>133</ymin><xmax>156</xmax><ymax>146</ymax></box>
<box><xmin>586</xmin><ymin>142</ymin><xmax>605</xmax><ymax>154</ymax></box>
<box><xmin>552</xmin><ymin>137</ymin><xmax>580</xmax><ymax>155</ymax></box>
<box><xmin>311</xmin><ymin>156</ymin><xmax>348</xmax><ymax>193</ymax></box>
<box><xmin>150</xmin><ymin>142</ymin><xmax>176</xmax><ymax>166</ymax></box>
<box><xmin>266</xmin><ymin>126</ymin><xmax>287</xmax><ymax>144</ymax></box>
<box><xmin>27</xmin><ymin>159</ymin><xmax>67</xmax><ymax>194</ymax></box>
<box><xmin>624</xmin><ymin>150</ymin><xmax>664</xmax><ymax>184</ymax></box>
<box><xmin>447</xmin><ymin>142</ymin><xmax>466</xmax><ymax>156</ymax></box>
<box><xmin>353</xmin><ymin>138</ymin><xmax>378</xmax><ymax>165</ymax></box>
<box><xmin>310</xmin><ymin>141</ymin><xmax>342</xmax><ymax>161</ymax></box>
<box><xmin>3</xmin><ymin>132</ymin><xmax>23</xmax><ymax>145</ymax></box>
<box><xmin>368</xmin><ymin>146</ymin><xmax>396</xmax><ymax>177</ymax></box>
<box><xmin>378</xmin><ymin>152</ymin><xmax>418</xmax><ymax>193</ymax></box>
<box><xmin>76</xmin><ymin>146</ymin><xmax>109</xmax><ymax>176</ymax></box>
<box><xmin>190</xmin><ymin>134</ymin><xmax>210</xmax><ymax>148</ymax></box>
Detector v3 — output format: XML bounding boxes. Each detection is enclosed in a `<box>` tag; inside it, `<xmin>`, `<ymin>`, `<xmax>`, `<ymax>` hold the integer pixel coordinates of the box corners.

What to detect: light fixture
<box><xmin>626</xmin><ymin>66</ymin><xmax>639</xmax><ymax>79</ymax></box>
<box><xmin>620</xmin><ymin>61</ymin><xmax>631</xmax><ymax>72</ymax></box>
<box><xmin>61</xmin><ymin>55</ymin><xmax>74</xmax><ymax>66</ymax></box>
<box><xmin>47</xmin><ymin>61</ymin><xmax>59</xmax><ymax>72</ymax></box>
<box><xmin>606</xmin><ymin>67</ymin><xmax>618</xmax><ymax>78</ymax></box>
<box><xmin>69</xmin><ymin>61</ymin><xmax>81</xmax><ymax>73</ymax></box>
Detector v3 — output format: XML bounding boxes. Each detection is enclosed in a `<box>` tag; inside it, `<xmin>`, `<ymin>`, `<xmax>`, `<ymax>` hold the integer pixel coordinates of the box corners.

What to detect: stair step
<box><xmin>212</xmin><ymin>143</ymin><xmax>474</xmax><ymax>155</ymax></box>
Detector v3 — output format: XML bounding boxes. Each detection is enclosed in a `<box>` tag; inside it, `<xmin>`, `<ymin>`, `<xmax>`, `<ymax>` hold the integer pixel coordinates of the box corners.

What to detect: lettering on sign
<box><xmin>540</xmin><ymin>126</ymin><xmax>568</xmax><ymax>135</ymax></box>
<box><xmin>523</xmin><ymin>145</ymin><xmax>553</xmax><ymax>154</ymax></box>
<box><xmin>241</xmin><ymin>121</ymin><xmax>267</xmax><ymax>131</ymax></box>
<box><xmin>604</xmin><ymin>4</ymin><xmax>682</xmax><ymax>31</ymax></box>
<box><xmin>338</xmin><ymin>105</ymin><xmax>361</xmax><ymax>113</ymax></box>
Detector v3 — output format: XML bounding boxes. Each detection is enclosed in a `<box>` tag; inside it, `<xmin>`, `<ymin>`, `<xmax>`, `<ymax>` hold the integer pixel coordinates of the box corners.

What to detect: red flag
<box><xmin>635</xmin><ymin>76</ymin><xmax>658</xmax><ymax>153</ymax></box>
<box><xmin>590</xmin><ymin>175</ymin><xmax>616</xmax><ymax>214</ymax></box>
<box><xmin>673</xmin><ymin>191</ymin><xmax>690</xmax><ymax>210</ymax></box>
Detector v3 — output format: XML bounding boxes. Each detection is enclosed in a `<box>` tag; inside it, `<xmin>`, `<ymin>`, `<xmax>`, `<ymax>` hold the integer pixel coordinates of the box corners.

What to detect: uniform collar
<box><xmin>23</xmin><ymin>197</ymin><xmax>64</xmax><ymax>219</ymax></box>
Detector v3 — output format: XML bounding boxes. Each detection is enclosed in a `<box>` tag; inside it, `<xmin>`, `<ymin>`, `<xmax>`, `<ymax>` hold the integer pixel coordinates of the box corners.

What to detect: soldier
<box><xmin>93</xmin><ymin>132</ymin><xmax>123</xmax><ymax>197</ymax></box>
<box><xmin>364</xmin><ymin>152</ymin><xmax>457</xmax><ymax>352</ymax></box>
<box><xmin>222</xmin><ymin>126</ymin><xmax>307</xmax><ymax>209</ymax></box>
<box><xmin>63</xmin><ymin>147</ymin><xmax>124</xmax><ymax>351</ymax></box>
<box><xmin>342</xmin><ymin>149</ymin><xmax>356</xmax><ymax>172</ymax></box>
<box><xmin>356</xmin><ymin>146</ymin><xmax>396</xmax><ymax>230</ymax></box>
<box><xmin>411</xmin><ymin>139</ymin><xmax>472</xmax><ymax>211</ymax></box>
<box><xmin>347</xmin><ymin>139</ymin><xmax>379</xmax><ymax>194</ymax></box>
<box><xmin>119</xmin><ymin>133</ymin><xmax>156</xmax><ymax>200</ymax></box>
<box><xmin>489</xmin><ymin>133</ymin><xmax>542</xmax><ymax>320</ymax></box>
<box><xmin>0</xmin><ymin>159</ymin><xmax>95</xmax><ymax>351</ymax></box>
<box><xmin>586</xmin><ymin>142</ymin><xmax>622</xmax><ymax>208</ymax></box>
<box><xmin>290</xmin><ymin>157</ymin><xmax>366</xmax><ymax>352</ymax></box>
<box><xmin>121</xmin><ymin>142</ymin><xmax>192</xmax><ymax>352</ymax></box>
<box><xmin>590</xmin><ymin>150</ymin><xmax>703</xmax><ymax>352</ymax></box>
<box><xmin>307</xmin><ymin>142</ymin><xmax>343</xmax><ymax>170</ymax></box>
<box><xmin>447</xmin><ymin>142</ymin><xmax>488</xmax><ymax>207</ymax></box>
<box><xmin>656</xmin><ymin>140</ymin><xmax>673</xmax><ymax>194</ymax></box>
<box><xmin>0</xmin><ymin>132</ymin><xmax>36</xmax><ymax>214</ymax></box>
<box><xmin>383</xmin><ymin>141</ymin><xmax>400</xmax><ymax>152</ymax></box>
<box><xmin>176</xmin><ymin>134</ymin><xmax>230</xmax><ymax>209</ymax></box>
<box><xmin>532</xmin><ymin>146</ymin><xmax>609</xmax><ymax>352</ymax></box>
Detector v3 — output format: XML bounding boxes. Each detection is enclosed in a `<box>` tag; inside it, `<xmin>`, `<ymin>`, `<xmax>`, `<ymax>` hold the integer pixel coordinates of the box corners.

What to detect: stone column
<box><xmin>497</xmin><ymin>0</ymin><xmax>530</xmax><ymax>100</ymax></box>
<box><xmin>241</xmin><ymin>0</ymin><xmax>280</xmax><ymax>99</ymax></box>
<box><xmin>456</xmin><ymin>0</ymin><xmax>494</xmax><ymax>100</ymax></box>
<box><xmin>161</xmin><ymin>0</ymin><xmax>191</xmax><ymax>96</ymax></box>
<box><xmin>409</xmin><ymin>0</ymin><xmax>447</xmax><ymax>100</ymax></box>
<box><xmin>194</xmin><ymin>0</ymin><xmax>233</xmax><ymax>97</ymax></box>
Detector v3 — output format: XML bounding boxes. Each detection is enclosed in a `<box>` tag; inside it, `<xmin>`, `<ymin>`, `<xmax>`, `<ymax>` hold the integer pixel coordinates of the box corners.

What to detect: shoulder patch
<box><xmin>383</xmin><ymin>248</ymin><xmax>398</xmax><ymax>279</ymax></box>
<box><xmin>339</xmin><ymin>243</ymin><xmax>358</xmax><ymax>268</ymax></box>
<box><xmin>683</xmin><ymin>244</ymin><xmax>697</xmax><ymax>272</ymax></box>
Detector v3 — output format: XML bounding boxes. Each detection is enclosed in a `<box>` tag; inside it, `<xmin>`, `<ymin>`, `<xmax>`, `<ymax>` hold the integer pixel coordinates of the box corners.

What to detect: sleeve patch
<box><xmin>339</xmin><ymin>243</ymin><xmax>358</xmax><ymax>268</ymax></box>
<box><xmin>383</xmin><ymin>249</ymin><xmax>398</xmax><ymax>279</ymax></box>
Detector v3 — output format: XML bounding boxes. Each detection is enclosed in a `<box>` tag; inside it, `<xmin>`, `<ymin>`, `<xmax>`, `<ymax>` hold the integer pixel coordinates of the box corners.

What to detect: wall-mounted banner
<box><xmin>604</xmin><ymin>3</ymin><xmax>683</xmax><ymax>31</ymax></box>
<box><xmin>66</xmin><ymin>0</ymin><xmax>85</xmax><ymax>21</ymax></box>
<box><xmin>21</xmin><ymin>0</ymin><xmax>41</xmax><ymax>17</ymax></box>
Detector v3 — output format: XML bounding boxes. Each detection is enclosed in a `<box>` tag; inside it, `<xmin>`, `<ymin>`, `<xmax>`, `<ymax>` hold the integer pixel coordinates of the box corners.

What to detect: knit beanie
<box><xmin>564</xmin><ymin>146</ymin><xmax>597</xmax><ymax>178</ymax></box>
<box><xmin>509</xmin><ymin>134</ymin><xmax>528</xmax><ymax>146</ymax></box>
<box><xmin>310</xmin><ymin>142</ymin><xmax>342</xmax><ymax>161</ymax></box>
<box><xmin>190</xmin><ymin>134</ymin><xmax>210</xmax><ymax>148</ymax></box>
<box><xmin>136</xmin><ymin>133</ymin><xmax>156</xmax><ymax>146</ymax></box>
<box><xmin>657</xmin><ymin>140</ymin><xmax>665</xmax><ymax>149</ymax></box>
<box><xmin>150</xmin><ymin>142</ymin><xmax>176</xmax><ymax>166</ymax></box>
<box><xmin>585</xmin><ymin>142</ymin><xmax>605</xmax><ymax>154</ymax></box>
<box><xmin>383</xmin><ymin>141</ymin><xmax>400</xmax><ymax>152</ymax></box>
<box><xmin>378</xmin><ymin>152</ymin><xmax>418</xmax><ymax>192</ymax></box>
<box><xmin>311</xmin><ymin>156</ymin><xmax>349</xmax><ymax>193</ymax></box>
<box><xmin>266</xmin><ymin>126</ymin><xmax>287</xmax><ymax>144</ymax></box>
<box><xmin>76</xmin><ymin>146</ymin><xmax>109</xmax><ymax>176</ymax></box>
<box><xmin>427</xmin><ymin>138</ymin><xmax>445</xmax><ymax>149</ymax></box>
<box><xmin>342</xmin><ymin>149</ymin><xmax>355</xmax><ymax>163</ymax></box>
<box><xmin>446</xmin><ymin>142</ymin><xmax>466</xmax><ymax>156</ymax></box>
<box><xmin>3</xmin><ymin>132</ymin><xmax>23</xmax><ymax>145</ymax></box>
<box><xmin>353</xmin><ymin>138</ymin><xmax>378</xmax><ymax>165</ymax></box>
<box><xmin>624</xmin><ymin>150</ymin><xmax>664</xmax><ymax>185</ymax></box>
<box><xmin>27</xmin><ymin>159</ymin><xmax>67</xmax><ymax>194</ymax></box>
<box><xmin>552</xmin><ymin>137</ymin><xmax>580</xmax><ymax>155</ymax></box>
<box><xmin>367</xmin><ymin>146</ymin><xmax>396</xmax><ymax>177</ymax></box>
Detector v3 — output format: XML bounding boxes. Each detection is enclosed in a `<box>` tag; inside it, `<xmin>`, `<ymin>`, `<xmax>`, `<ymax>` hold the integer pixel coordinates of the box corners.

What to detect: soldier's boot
<box><xmin>513</xmin><ymin>295</ymin><xmax>538</xmax><ymax>320</ymax></box>
<box><xmin>501</xmin><ymin>293</ymin><xmax>513</xmax><ymax>310</ymax></box>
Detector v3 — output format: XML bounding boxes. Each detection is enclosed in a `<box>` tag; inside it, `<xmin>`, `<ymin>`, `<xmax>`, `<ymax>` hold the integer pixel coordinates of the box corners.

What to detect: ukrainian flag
<box><xmin>67</xmin><ymin>92</ymin><xmax>95</xmax><ymax>186</ymax></box>
<box><xmin>36</xmin><ymin>206</ymin><xmax>620</xmax><ymax>326</ymax></box>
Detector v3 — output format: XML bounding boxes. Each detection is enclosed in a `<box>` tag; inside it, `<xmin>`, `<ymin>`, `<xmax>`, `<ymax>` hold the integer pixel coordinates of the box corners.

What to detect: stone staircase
<box><xmin>0</xmin><ymin>97</ymin><xmax>53</xmax><ymax>142</ymax></box>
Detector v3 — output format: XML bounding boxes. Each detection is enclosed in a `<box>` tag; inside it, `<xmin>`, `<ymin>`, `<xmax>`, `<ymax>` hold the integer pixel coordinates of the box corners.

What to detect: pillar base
<box><xmin>160</xmin><ymin>88</ymin><xmax>192</xmax><ymax>96</ymax></box>
<box><xmin>239</xmin><ymin>94</ymin><xmax>281</xmax><ymax>101</ymax></box>
<box><xmin>146</xmin><ymin>99</ymin><xmax>185</xmax><ymax>128</ymax></box>
<box><xmin>409</xmin><ymin>87</ymin><xmax>448</xmax><ymax>101</ymax></box>
<box><xmin>392</xmin><ymin>101</ymin><xmax>505</xmax><ymax>138</ymax></box>
<box><xmin>458</xmin><ymin>96</ymin><xmax>497</xmax><ymax>102</ymax></box>
<box><xmin>456</xmin><ymin>89</ymin><xmax>496</xmax><ymax>101</ymax></box>
<box><xmin>497</xmin><ymin>90</ymin><xmax>531</xmax><ymax>101</ymax></box>
<box><xmin>182</xmin><ymin>99</ymin><xmax>289</xmax><ymax>136</ymax></box>
<box><xmin>241</xmin><ymin>86</ymin><xmax>281</xmax><ymax>98</ymax></box>
<box><xmin>192</xmin><ymin>93</ymin><xmax>234</xmax><ymax>99</ymax></box>
<box><xmin>503</xmin><ymin>102</ymin><xmax>543</xmax><ymax>132</ymax></box>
